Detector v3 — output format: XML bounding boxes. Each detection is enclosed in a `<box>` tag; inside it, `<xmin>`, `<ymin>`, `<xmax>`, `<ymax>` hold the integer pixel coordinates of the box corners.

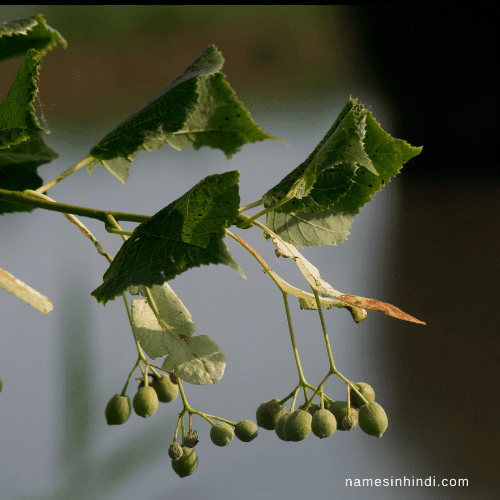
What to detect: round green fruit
<box><xmin>328</xmin><ymin>401</ymin><xmax>358</xmax><ymax>431</ymax></box>
<box><xmin>275</xmin><ymin>412</ymin><xmax>292</xmax><ymax>441</ymax></box>
<box><xmin>183</xmin><ymin>430</ymin><xmax>199</xmax><ymax>448</ymax></box>
<box><xmin>151</xmin><ymin>373</ymin><xmax>179</xmax><ymax>403</ymax></box>
<box><xmin>359</xmin><ymin>402</ymin><xmax>388</xmax><ymax>438</ymax></box>
<box><xmin>311</xmin><ymin>408</ymin><xmax>337</xmax><ymax>438</ymax></box>
<box><xmin>283</xmin><ymin>409</ymin><xmax>312</xmax><ymax>442</ymax></box>
<box><xmin>171</xmin><ymin>446</ymin><xmax>198</xmax><ymax>478</ymax></box>
<box><xmin>210</xmin><ymin>422</ymin><xmax>234</xmax><ymax>447</ymax></box>
<box><xmin>350</xmin><ymin>382</ymin><xmax>376</xmax><ymax>409</ymax></box>
<box><xmin>234</xmin><ymin>420</ymin><xmax>258</xmax><ymax>442</ymax></box>
<box><xmin>168</xmin><ymin>442</ymin><xmax>183</xmax><ymax>461</ymax></box>
<box><xmin>105</xmin><ymin>394</ymin><xmax>131</xmax><ymax>425</ymax></box>
<box><xmin>342</xmin><ymin>414</ymin><xmax>357</xmax><ymax>431</ymax></box>
<box><xmin>256</xmin><ymin>399</ymin><xmax>286</xmax><ymax>430</ymax></box>
<box><xmin>133</xmin><ymin>386</ymin><xmax>158</xmax><ymax>418</ymax></box>
<box><xmin>298</xmin><ymin>402</ymin><xmax>320</xmax><ymax>416</ymax></box>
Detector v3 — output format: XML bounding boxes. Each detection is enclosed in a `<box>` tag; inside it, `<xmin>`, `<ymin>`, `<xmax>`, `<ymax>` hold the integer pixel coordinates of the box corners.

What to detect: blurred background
<box><xmin>1</xmin><ymin>6</ymin><xmax>498</xmax><ymax>499</ymax></box>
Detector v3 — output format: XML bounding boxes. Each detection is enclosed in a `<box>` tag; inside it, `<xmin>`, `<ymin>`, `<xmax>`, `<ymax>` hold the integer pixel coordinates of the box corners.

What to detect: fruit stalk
<box><xmin>282</xmin><ymin>292</ymin><xmax>308</xmax><ymax>400</ymax></box>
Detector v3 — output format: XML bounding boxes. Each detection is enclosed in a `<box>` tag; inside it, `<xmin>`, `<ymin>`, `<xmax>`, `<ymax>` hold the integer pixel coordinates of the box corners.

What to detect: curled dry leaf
<box><xmin>271</xmin><ymin>236</ymin><xmax>425</xmax><ymax>325</ymax></box>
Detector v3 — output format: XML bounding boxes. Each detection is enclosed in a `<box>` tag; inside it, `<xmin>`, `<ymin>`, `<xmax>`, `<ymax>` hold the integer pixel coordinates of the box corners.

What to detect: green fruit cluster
<box><xmin>234</xmin><ymin>420</ymin><xmax>258</xmax><ymax>442</ymax></box>
<box><xmin>311</xmin><ymin>409</ymin><xmax>337</xmax><ymax>438</ymax></box>
<box><xmin>139</xmin><ymin>373</ymin><xmax>179</xmax><ymax>403</ymax></box>
<box><xmin>210</xmin><ymin>422</ymin><xmax>234</xmax><ymax>447</ymax></box>
<box><xmin>329</xmin><ymin>401</ymin><xmax>359</xmax><ymax>431</ymax></box>
<box><xmin>171</xmin><ymin>446</ymin><xmax>198</xmax><ymax>478</ymax></box>
<box><xmin>255</xmin><ymin>382</ymin><xmax>387</xmax><ymax>443</ymax></box>
<box><xmin>350</xmin><ymin>382</ymin><xmax>376</xmax><ymax>409</ymax></box>
<box><xmin>256</xmin><ymin>399</ymin><xmax>286</xmax><ymax>430</ymax></box>
<box><xmin>283</xmin><ymin>409</ymin><xmax>312</xmax><ymax>442</ymax></box>
<box><xmin>184</xmin><ymin>430</ymin><xmax>199</xmax><ymax>448</ymax></box>
<box><xmin>168</xmin><ymin>442</ymin><xmax>183</xmax><ymax>461</ymax></box>
<box><xmin>359</xmin><ymin>402</ymin><xmax>388</xmax><ymax>438</ymax></box>
<box><xmin>105</xmin><ymin>394</ymin><xmax>131</xmax><ymax>425</ymax></box>
<box><xmin>275</xmin><ymin>412</ymin><xmax>291</xmax><ymax>441</ymax></box>
<box><xmin>298</xmin><ymin>402</ymin><xmax>320</xmax><ymax>416</ymax></box>
<box><xmin>151</xmin><ymin>373</ymin><xmax>179</xmax><ymax>403</ymax></box>
<box><xmin>133</xmin><ymin>386</ymin><xmax>158</xmax><ymax>418</ymax></box>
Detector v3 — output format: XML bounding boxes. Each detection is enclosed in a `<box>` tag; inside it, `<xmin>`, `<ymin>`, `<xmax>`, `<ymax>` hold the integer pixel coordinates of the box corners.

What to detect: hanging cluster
<box><xmin>256</xmin><ymin>382</ymin><xmax>388</xmax><ymax>443</ymax></box>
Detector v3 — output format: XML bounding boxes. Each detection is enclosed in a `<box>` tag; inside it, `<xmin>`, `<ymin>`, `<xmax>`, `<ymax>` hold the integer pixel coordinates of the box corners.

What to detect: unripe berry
<box><xmin>275</xmin><ymin>412</ymin><xmax>292</xmax><ymax>441</ymax></box>
<box><xmin>183</xmin><ymin>431</ymin><xmax>199</xmax><ymax>448</ymax></box>
<box><xmin>210</xmin><ymin>422</ymin><xmax>234</xmax><ymax>446</ymax></box>
<box><xmin>133</xmin><ymin>386</ymin><xmax>158</xmax><ymax>418</ymax></box>
<box><xmin>0</xmin><ymin>378</ymin><xmax>3</xmax><ymax>392</ymax></box>
<box><xmin>151</xmin><ymin>373</ymin><xmax>179</xmax><ymax>403</ymax></box>
<box><xmin>311</xmin><ymin>408</ymin><xmax>337</xmax><ymax>438</ymax></box>
<box><xmin>298</xmin><ymin>402</ymin><xmax>320</xmax><ymax>416</ymax></box>
<box><xmin>171</xmin><ymin>446</ymin><xmax>198</xmax><ymax>478</ymax></box>
<box><xmin>105</xmin><ymin>394</ymin><xmax>131</xmax><ymax>425</ymax></box>
<box><xmin>328</xmin><ymin>401</ymin><xmax>358</xmax><ymax>431</ymax></box>
<box><xmin>234</xmin><ymin>420</ymin><xmax>258</xmax><ymax>442</ymax></box>
<box><xmin>138</xmin><ymin>377</ymin><xmax>153</xmax><ymax>389</ymax></box>
<box><xmin>283</xmin><ymin>409</ymin><xmax>312</xmax><ymax>442</ymax></box>
<box><xmin>256</xmin><ymin>399</ymin><xmax>286</xmax><ymax>430</ymax></box>
<box><xmin>168</xmin><ymin>442</ymin><xmax>183</xmax><ymax>461</ymax></box>
<box><xmin>359</xmin><ymin>402</ymin><xmax>388</xmax><ymax>438</ymax></box>
<box><xmin>342</xmin><ymin>414</ymin><xmax>357</xmax><ymax>431</ymax></box>
<box><xmin>350</xmin><ymin>382</ymin><xmax>376</xmax><ymax>409</ymax></box>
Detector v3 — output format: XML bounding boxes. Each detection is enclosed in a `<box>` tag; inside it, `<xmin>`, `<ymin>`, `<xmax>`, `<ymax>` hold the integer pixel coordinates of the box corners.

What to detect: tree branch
<box><xmin>0</xmin><ymin>188</ymin><xmax>150</xmax><ymax>223</ymax></box>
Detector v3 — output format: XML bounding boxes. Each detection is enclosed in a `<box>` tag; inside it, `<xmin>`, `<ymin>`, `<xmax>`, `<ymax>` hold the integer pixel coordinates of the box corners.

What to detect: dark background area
<box><xmin>1</xmin><ymin>6</ymin><xmax>498</xmax><ymax>498</ymax></box>
<box><xmin>353</xmin><ymin>5</ymin><xmax>499</xmax><ymax>496</ymax></box>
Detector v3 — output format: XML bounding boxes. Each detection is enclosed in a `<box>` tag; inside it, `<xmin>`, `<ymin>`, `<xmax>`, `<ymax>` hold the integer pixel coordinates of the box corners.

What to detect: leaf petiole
<box><xmin>34</xmin><ymin>156</ymin><xmax>92</xmax><ymax>194</ymax></box>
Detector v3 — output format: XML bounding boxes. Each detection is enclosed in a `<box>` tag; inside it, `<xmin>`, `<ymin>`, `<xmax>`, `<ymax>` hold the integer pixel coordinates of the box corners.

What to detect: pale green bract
<box><xmin>131</xmin><ymin>283</ymin><xmax>225</xmax><ymax>385</ymax></box>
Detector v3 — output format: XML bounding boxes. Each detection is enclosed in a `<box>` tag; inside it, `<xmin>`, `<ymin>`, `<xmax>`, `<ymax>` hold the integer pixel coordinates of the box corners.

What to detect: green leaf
<box><xmin>0</xmin><ymin>132</ymin><xmax>58</xmax><ymax>214</ymax></box>
<box><xmin>88</xmin><ymin>44</ymin><xmax>284</xmax><ymax>184</ymax></box>
<box><xmin>262</xmin><ymin>98</ymin><xmax>376</xmax><ymax>214</ymax></box>
<box><xmin>131</xmin><ymin>284</ymin><xmax>225</xmax><ymax>384</ymax></box>
<box><xmin>0</xmin><ymin>28</ymin><xmax>61</xmax><ymax>214</ymax></box>
<box><xmin>0</xmin><ymin>14</ymin><xmax>67</xmax><ymax>62</ymax></box>
<box><xmin>0</xmin><ymin>48</ymin><xmax>48</xmax><ymax>149</ymax></box>
<box><xmin>91</xmin><ymin>171</ymin><xmax>244</xmax><ymax>305</ymax></box>
<box><xmin>264</xmin><ymin>98</ymin><xmax>422</xmax><ymax>247</ymax></box>
<box><xmin>0</xmin><ymin>46</ymin><xmax>59</xmax><ymax>214</ymax></box>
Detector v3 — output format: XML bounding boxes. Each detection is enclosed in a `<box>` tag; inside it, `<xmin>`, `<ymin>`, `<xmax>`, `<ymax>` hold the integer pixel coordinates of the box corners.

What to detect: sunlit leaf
<box><xmin>263</xmin><ymin>99</ymin><xmax>375</xmax><ymax>214</ymax></box>
<box><xmin>88</xmin><ymin>44</ymin><xmax>285</xmax><ymax>183</ymax></box>
<box><xmin>264</xmin><ymin>98</ymin><xmax>422</xmax><ymax>247</ymax></box>
<box><xmin>0</xmin><ymin>14</ymin><xmax>67</xmax><ymax>62</ymax></box>
<box><xmin>92</xmin><ymin>171</ymin><xmax>244</xmax><ymax>304</ymax></box>
<box><xmin>0</xmin><ymin>48</ymin><xmax>48</xmax><ymax>149</ymax></box>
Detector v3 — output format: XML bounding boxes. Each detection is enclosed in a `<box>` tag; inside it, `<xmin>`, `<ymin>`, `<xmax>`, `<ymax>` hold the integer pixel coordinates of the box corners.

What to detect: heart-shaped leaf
<box><xmin>92</xmin><ymin>171</ymin><xmax>244</xmax><ymax>304</ymax></box>
<box><xmin>88</xmin><ymin>45</ymin><xmax>285</xmax><ymax>183</ymax></box>
<box><xmin>263</xmin><ymin>98</ymin><xmax>422</xmax><ymax>247</ymax></box>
